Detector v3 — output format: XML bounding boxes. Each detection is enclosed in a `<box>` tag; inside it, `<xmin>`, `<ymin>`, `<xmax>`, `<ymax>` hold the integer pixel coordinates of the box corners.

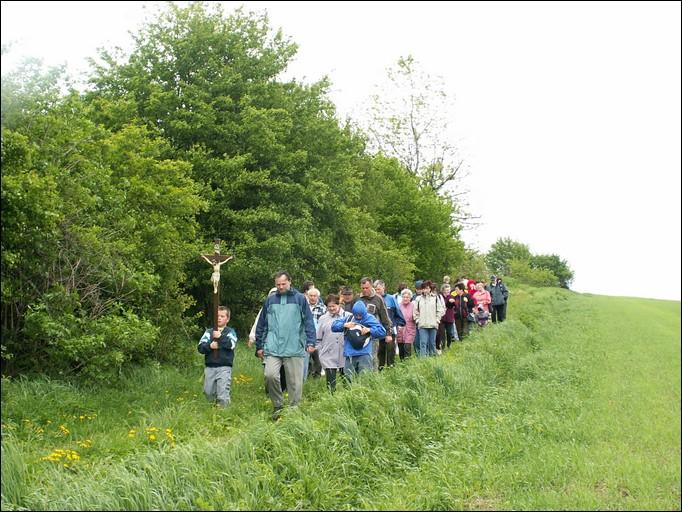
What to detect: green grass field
<box><xmin>2</xmin><ymin>287</ymin><xmax>680</xmax><ymax>510</ymax></box>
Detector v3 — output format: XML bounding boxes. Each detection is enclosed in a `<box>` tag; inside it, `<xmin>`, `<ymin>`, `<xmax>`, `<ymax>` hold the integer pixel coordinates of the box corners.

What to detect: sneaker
<box><xmin>272</xmin><ymin>407</ymin><xmax>283</xmax><ymax>422</ymax></box>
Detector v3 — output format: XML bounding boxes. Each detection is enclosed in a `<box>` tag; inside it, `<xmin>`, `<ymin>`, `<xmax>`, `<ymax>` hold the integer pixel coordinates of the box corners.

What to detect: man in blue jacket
<box><xmin>331</xmin><ymin>301</ymin><xmax>386</xmax><ymax>383</ymax></box>
<box><xmin>256</xmin><ymin>271</ymin><xmax>316</xmax><ymax>421</ymax></box>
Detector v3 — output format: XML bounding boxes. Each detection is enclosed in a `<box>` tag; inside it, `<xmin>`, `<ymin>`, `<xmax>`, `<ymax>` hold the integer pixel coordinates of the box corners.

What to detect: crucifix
<box><xmin>201</xmin><ymin>239</ymin><xmax>233</xmax><ymax>359</ymax></box>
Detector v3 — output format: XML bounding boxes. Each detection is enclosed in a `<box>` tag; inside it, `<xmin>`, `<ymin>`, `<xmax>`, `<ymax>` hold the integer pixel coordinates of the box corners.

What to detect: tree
<box><xmin>2</xmin><ymin>60</ymin><xmax>204</xmax><ymax>379</ymax></box>
<box><xmin>85</xmin><ymin>2</ymin><xmax>426</xmax><ymax>330</ymax></box>
<box><xmin>361</xmin><ymin>55</ymin><xmax>475</xmax><ymax>226</ymax></box>
<box><xmin>455</xmin><ymin>248</ymin><xmax>490</xmax><ymax>282</ymax></box>
<box><xmin>530</xmin><ymin>254</ymin><xmax>574</xmax><ymax>289</ymax></box>
<box><xmin>485</xmin><ymin>237</ymin><xmax>532</xmax><ymax>276</ymax></box>
<box><xmin>361</xmin><ymin>155</ymin><xmax>464</xmax><ymax>283</ymax></box>
<box><xmin>507</xmin><ymin>259</ymin><xmax>559</xmax><ymax>287</ymax></box>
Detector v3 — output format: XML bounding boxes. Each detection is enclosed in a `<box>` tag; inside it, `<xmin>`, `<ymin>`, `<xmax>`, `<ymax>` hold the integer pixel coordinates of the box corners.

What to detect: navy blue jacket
<box><xmin>198</xmin><ymin>326</ymin><xmax>237</xmax><ymax>367</ymax></box>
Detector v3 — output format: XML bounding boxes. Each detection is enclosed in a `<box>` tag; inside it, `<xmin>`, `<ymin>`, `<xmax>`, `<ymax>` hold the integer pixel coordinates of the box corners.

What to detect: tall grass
<box><xmin>1</xmin><ymin>287</ymin><xmax>679</xmax><ymax>510</ymax></box>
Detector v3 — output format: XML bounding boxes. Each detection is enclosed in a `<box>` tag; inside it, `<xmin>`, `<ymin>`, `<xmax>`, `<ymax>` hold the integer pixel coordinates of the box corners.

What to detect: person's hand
<box><xmin>386</xmin><ymin>335</ymin><xmax>393</xmax><ymax>344</ymax></box>
<box><xmin>212</xmin><ymin>330</ymin><xmax>221</xmax><ymax>338</ymax></box>
<box><xmin>210</xmin><ymin>341</ymin><xmax>219</xmax><ymax>350</ymax></box>
<box><xmin>306</xmin><ymin>345</ymin><xmax>316</xmax><ymax>353</ymax></box>
<box><xmin>247</xmin><ymin>337</ymin><xmax>255</xmax><ymax>348</ymax></box>
<box><xmin>344</xmin><ymin>321</ymin><xmax>356</xmax><ymax>329</ymax></box>
<box><xmin>256</xmin><ymin>349</ymin><xmax>264</xmax><ymax>360</ymax></box>
<box><xmin>360</xmin><ymin>326</ymin><xmax>370</xmax><ymax>335</ymax></box>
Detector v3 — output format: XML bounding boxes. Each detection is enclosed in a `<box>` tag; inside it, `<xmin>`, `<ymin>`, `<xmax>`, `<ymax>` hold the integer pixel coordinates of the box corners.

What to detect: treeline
<box><xmin>485</xmin><ymin>238</ymin><xmax>574</xmax><ymax>289</ymax></box>
<box><xmin>1</xmin><ymin>4</ymin><xmax>465</xmax><ymax>380</ymax></box>
<box><xmin>1</xmin><ymin>3</ymin><xmax>572</xmax><ymax>381</ymax></box>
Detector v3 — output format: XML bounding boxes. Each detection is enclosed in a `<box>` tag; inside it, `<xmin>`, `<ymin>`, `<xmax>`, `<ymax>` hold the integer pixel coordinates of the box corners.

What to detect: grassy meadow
<box><xmin>1</xmin><ymin>286</ymin><xmax>680</xmax><ymax>510</ymax></box>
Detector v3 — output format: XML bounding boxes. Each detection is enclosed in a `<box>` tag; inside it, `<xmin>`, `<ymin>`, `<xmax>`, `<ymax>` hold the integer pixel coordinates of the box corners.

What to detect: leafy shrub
<box><xmin>22</xmin><ymin>286</ymin><xmax>158</xmax><ymax>383</ymax></box>
<box><xmin>507</xmin><ymin>259</ymin><xmax>559</xmax><ymax>287</ymax></box>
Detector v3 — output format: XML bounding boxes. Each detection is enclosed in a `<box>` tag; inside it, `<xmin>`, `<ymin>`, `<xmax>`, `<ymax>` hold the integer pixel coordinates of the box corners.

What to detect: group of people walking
<box><xmin>198</xmin><ymin>271</ymin><xmax>509</xmax><ymax>421</ymax></box>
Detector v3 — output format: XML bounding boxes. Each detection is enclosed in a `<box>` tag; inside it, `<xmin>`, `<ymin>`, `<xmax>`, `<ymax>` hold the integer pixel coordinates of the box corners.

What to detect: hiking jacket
<box><xmin>255</xmin><ymin>288</ymin><xmax>316</xmax><ymax>357</ymax></box>
<box><xmin>452</xmin><ymin>293</ymin><xmax>475</xmax><ymax>320</ymax></box>
<box><xmin>487</xmin><ymin>282</ymin><xmax>509</xmax><ymax>306</ymax></box>
<box><xmin>381</xmin><ymin>292</ymin><xmax>406</xmax><ymax>335</ymax></box>
<box><xmin>316</xmin><ymin>309</ymin><xmax>345</xmax><ymax>369</ymax></box>
<box><xmin>331</xmin><ymin>301</ymin><xmax>387</xmax><ymax>357</ymax></box>
<box><xmin>472</xmin><ymin>289</ymin><xmax>492</xmax><ymax>312</ymax></box>
<box><xmin>442</xmin><ymin>292</ymin><xmax>456</xmax><ymax>323</ymax></box>
<box><xmin>413</xmin><ymin>292</ymin><xmax>445</xmax><ymax>328</ymax></box>
<box><xmin>198</xmin><ymin>326</ymin><xmax>237</xmax><ymax>367</ymax></box>
<box><xmin>397</xmin><ymin>301</ymin><xmax>416</xmax><ymax>343</ymax></box>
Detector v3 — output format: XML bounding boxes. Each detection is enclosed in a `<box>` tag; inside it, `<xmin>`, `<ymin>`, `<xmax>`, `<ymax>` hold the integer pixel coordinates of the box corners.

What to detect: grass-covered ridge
<box><xmin>2</xmin><ymin>287</ymin><xmax>680</xmax><ymax>510</ymax></box>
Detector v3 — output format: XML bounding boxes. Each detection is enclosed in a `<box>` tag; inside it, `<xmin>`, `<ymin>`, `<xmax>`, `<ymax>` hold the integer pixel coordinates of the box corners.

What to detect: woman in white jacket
<box><xmin>413</xmin><ymin>280</ymin><xmax>445</xmax><ymax>357</ymax></box>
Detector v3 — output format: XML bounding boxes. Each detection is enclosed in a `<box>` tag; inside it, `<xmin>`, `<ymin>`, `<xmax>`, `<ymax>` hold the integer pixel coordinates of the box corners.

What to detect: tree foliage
<box><xmin>364</xmin><ymin>56</ymin><xmax>466</xmax><ymax>191</ymax></box>
<box><xmin>2</xmin><ymin>3</ymin><xmax>467</xmax><ymax>378</ymax></box>
<box><xmin>486</xmin><ymin>237</ymin><xmax>574</xmax><ymax>290</ymax></box>
<box><xmin>530</xmin><ymin>254</ymin><xmax>574</xmax><ymax>289</ymax></box>
<box><xmin>507</xmin><ymin>259</ymin><xmax>559</xmax><ymax>288</ymax></box>
<box><xmin>485</xmin><ymin>237</ymin><xmax>532</xmax><ymax>276</ymax></box>
<box><xmin>361</xmin><ymin>55</ymin><xmax>478</xmax><ymax>230</ymax></box>
<box><xmin>455</xmin><ymin>248</ymin><xmax>490</xmax><ymax>282</ymax></box>
<box><xmin>362</xmin><ymin>155</ymin><xmax>464</xmax><ymax>282</ymax></box>
<box><xmin>2</xmin><ymin>62</ymin><xmax>204</xmax><ymax>379</ymax></box>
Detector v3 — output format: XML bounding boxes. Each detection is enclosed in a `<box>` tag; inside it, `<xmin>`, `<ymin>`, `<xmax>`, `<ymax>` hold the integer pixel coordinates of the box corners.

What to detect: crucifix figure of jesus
<box><xmin>201</xmin><ymin>254</ymin><xmax>232</xmax><ymax>294</ymax></box>
<box><xmin>201</xmin><ymin>239</ymin><xmax>233</xmax><ymax>294</ymax></box>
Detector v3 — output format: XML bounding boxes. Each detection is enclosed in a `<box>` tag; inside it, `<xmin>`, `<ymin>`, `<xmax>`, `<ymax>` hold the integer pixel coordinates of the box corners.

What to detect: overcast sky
<box><xmin>2</xmin><ymin>1</ymin><xmax>680</xmax><ymax>300</ymax></box>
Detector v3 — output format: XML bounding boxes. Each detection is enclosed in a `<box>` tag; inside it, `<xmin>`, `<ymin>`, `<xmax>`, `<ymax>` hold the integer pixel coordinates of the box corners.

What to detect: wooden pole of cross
<box><xmin>201</xmin><ymin>239</ymin><xmax>233</xmax><ymax>360</ymax></box>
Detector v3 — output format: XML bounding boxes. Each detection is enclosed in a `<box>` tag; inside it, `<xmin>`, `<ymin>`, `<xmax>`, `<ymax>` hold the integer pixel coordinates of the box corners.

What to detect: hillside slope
<box><xmin>2</xmin><ymin>287</ymin><xmax>680</xmax><ymax>510</ymax></box>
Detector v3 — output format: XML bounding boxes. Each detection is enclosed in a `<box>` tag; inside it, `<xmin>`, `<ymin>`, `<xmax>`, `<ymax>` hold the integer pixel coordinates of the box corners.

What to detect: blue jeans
<box><xmin>443</xmin><ymin>321</ymin><xmax>458</xmax><ymax>346</ymax></box>
<box><xmin>344</xmin><ymin>354</ymin><xmax>373</xmax><ymax>383</ymax></box>
<box><xmin>302</xmin><ymin>351</ymin><xmax>310</xmax><ymax>382</ymax></box>
<box><xmin>418</xmin><ymin>328</ymin><xmax>437</xmax><ymax>356</ymax></box>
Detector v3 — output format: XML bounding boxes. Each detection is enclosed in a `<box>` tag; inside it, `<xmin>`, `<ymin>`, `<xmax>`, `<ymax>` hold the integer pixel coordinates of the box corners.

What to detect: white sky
<box><xmin>2</xmin><ymin>1</ymin><xmax>680</xmax><ymax>301</ymax></box>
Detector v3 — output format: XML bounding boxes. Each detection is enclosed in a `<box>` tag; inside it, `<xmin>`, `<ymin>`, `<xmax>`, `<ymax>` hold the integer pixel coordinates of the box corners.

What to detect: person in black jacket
<box><xmin>487</xmin><ymin>275</ymin><xmax>509</xmax><ymax>323</ymax></box>
<box><xmin>197</xmin><ymin>306</ymin><xmax>237</xmax><ymax>407</ymax></box>
<box><xmin>452</xmin><ymin>283</ymin><xmax>474</xmax><ymax>339</ymax></box>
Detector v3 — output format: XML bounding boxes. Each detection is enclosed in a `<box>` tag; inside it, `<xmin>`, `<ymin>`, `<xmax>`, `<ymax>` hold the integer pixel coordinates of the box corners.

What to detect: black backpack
<box><xmin>346</xmin><ymin>327</ymin><xmax>370</xmax><ymax>350</ymax></box>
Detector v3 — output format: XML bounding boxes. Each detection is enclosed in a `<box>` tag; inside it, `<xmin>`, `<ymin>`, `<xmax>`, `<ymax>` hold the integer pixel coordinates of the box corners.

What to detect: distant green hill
<box><xmin>2</xmin><ymin>286</ymin><xmax>680</xmax><ymax>510</ymax></box>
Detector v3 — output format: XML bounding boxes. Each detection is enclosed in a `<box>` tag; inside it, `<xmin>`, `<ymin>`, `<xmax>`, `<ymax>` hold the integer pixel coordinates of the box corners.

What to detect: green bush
<box><xmin>507</xmin><ymin>259</ymin><xmax>559</xmax><ymax>287</ymax></box>
<box><xmin>22</xmin><ymin>289</ymin><xmax>159</xmax><ymax>383</ymax></box>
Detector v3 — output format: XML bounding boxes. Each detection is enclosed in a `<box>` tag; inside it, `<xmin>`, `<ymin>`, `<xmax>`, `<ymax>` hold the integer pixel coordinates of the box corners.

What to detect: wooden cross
<box><xmin>201</xmin><ymin>239</ymin><xmax>233</xmax><ymax>359</ymax></box>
